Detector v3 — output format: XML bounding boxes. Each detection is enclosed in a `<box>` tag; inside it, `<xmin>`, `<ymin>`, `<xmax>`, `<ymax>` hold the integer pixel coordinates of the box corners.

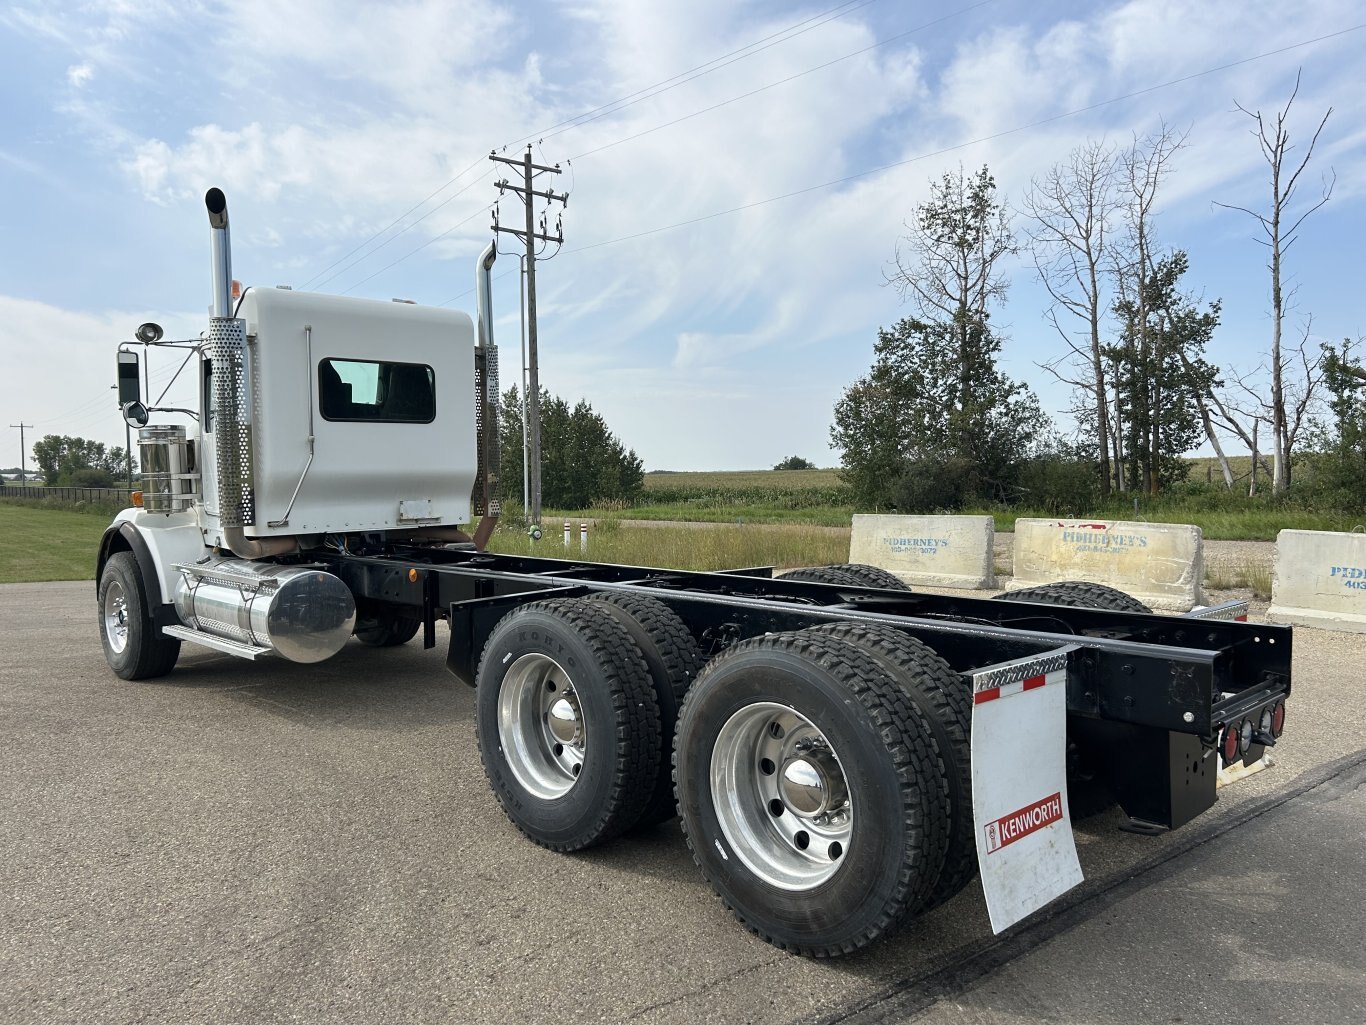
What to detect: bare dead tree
<box><xmin>1214</xmin><ymin>69</ymin><xmax>1334</xmax><ymax>493</ymax></box>
<box><xmin>1024</xmin><ymin>140</ymin><xmax>1122</xmax><ymax>496</ymax></box>
<box><xmin>887</xmin><ymin>163</ymin><xmax>1014</xmax><ymax>324</ymax></box>
<box><xmin>886</xmin><ymin>164</ymin><xmax>1016</xmax><ymax>458</ymax></box>
<box><xmin>1221</xmin><ymin>321</ymin><xmax>1326</xmax><ymax>486</ymax></box>
<box><xmin>1112</xmin><ymin>123</ymin><xmax>1188</xmax><ymax>494</ymax></box>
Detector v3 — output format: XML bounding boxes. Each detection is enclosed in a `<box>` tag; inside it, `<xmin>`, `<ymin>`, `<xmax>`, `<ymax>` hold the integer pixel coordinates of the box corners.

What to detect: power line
<box><xmin>311</xmin><ymin>169</ymin><xmax>495</xmax><ymax>291</ymax></box>
<box><xmin>303</xmin><ymin>1</ymin><xmax>882</xmax><ymax>286</ymax></box>
<box><xmin>565</xmin><ymin>23</ymin><xmax>1366</xmax><ymax>257</ymax></box>
<box><xmin>533</xmin><ymin>0</ymin><xmax>881</xmax><ymax>145</ymax></box>
<box><xmin>569</xmin><ymin>0</ymin><xmax>998</xmax><ymax>162</ymax></box>
<box><xmin>299</xmin><ymin>155</ymin><xmax>488</xmax><ymax>289</ymax></box>
<box><xmin>338</xmin><ymin>201</ymin><xmax>497</xmax><ymax>295</ymax></box>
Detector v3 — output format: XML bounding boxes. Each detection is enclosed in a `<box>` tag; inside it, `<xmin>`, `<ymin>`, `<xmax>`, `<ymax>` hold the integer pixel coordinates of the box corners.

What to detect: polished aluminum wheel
<box><xmin>710</xmin><ymin>702</ymin><xmax>853</xmax><ymax>890</ymax></box>
<box><xmin>103</xmin><ymin>579</ymin><xmax>130</xmax><ymax>655</ymax></box>
<box><xmin>496</xmin><ymin>652</ymin><xmax>586</xmax><ymax>799</ymax></box>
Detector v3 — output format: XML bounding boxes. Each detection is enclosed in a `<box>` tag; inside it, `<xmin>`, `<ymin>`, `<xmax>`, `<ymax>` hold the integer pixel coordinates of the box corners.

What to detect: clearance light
<box><xmin>131</xmin><ymin>491</ymin><xmax>144</xmax><ymax>508</ymax></box>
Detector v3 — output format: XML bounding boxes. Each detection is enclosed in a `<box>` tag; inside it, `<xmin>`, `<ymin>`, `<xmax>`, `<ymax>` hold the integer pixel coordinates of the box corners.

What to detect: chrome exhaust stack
<box><xmin>471</xmin><ymin>240</ymin><xmax>500</xmax><ymax>550</ymax></box>
<box><xmin>204</xmin><ymin>187</ymin><xmax>296</xmax><ymax>559</ymax></box>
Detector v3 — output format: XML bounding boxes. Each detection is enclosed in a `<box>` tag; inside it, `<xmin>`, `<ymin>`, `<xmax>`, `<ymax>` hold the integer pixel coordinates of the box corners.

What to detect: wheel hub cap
<box><xmin>496</xmin><ymin>653</ymin><xmax>586</xmax><ymax>800</ymax></box>
<box><xmin>547</xmin><ymin>695</ymin><xmax>581</xmax><ymax>745</ymax></box>
<box><xmin>103</xmin><ymin>580</ymin><xmax>130</xmax><ymax>655</ymax></box>
<box><xmin>710</xmin><ymin>702</ymin><xmax>854</xmax><ymax>890</ymax></box>
<box><xmin>779</xmin><ymin>750</ymin><xmax>845</xmax><ymax>816</ymax></box>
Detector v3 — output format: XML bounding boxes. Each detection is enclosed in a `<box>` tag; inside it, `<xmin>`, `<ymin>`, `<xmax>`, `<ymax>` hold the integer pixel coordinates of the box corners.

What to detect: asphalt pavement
<box><xmin>2</xmin><ymin>580</ymin><xmax>1363</xmax><ymax>1025</ymax></box>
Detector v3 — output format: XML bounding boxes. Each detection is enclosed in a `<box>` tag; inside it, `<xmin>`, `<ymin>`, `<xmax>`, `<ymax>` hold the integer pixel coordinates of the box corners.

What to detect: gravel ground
<box><xmin>2</xmin><ymin>580</ymin><xmax>1360</xmax><ymax>1025</ymax></box>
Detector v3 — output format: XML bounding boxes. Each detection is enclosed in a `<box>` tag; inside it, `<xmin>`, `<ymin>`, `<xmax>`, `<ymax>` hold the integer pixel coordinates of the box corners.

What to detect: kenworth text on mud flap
<box><xmin>94</xmin><ymin>188</ymin><xmax>1292</xmax><ymax>956</ymax></box>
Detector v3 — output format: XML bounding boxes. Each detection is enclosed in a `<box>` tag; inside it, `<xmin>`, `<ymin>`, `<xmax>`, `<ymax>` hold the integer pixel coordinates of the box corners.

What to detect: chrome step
<box><xmin>162</xmin><ymin>625</ymin><xmax>272</xmax><ymax>660</ymax></box>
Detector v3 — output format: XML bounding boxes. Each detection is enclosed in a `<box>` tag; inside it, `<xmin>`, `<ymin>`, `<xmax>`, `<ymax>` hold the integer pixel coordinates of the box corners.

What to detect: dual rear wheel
<box><xmin>474</xmin><ymin>582</ymin><xmax>974</xmax><ymax>956</ymax></box>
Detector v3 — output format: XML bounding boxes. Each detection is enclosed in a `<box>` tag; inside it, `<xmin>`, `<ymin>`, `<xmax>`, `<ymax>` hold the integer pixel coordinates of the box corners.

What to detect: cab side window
<box><xmin>319</xmin><ymin>358</ymin><xmax>435</xmax><ymax>423</ymax></box>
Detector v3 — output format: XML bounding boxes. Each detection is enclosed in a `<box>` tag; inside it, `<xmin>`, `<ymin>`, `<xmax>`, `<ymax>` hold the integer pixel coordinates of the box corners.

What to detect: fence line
<box><xmin>2</xmin><ymin>485</ymin><xmax>135</xmax><ymax>505</ymax></box>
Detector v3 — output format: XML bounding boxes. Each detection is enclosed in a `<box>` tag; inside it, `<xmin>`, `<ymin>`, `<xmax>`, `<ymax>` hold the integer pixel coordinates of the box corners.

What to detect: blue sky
<box><xmin>1</xmin><ymin>0</ymin><xmax>1363</xmax><ymax>472</ymax></box>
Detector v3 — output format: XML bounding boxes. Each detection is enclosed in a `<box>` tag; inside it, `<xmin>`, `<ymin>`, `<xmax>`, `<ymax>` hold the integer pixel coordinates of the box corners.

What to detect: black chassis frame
<box><xmin>318</xmin><ymin>544</ymin><xmax>1292</xmax><ymax>830</ymax></box>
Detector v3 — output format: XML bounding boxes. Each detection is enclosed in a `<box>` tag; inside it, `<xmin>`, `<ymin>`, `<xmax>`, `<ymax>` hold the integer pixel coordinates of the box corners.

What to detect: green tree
<box><xmin>839</xmin><ymin>164</ymin><xmax>1046</xmax><ymax>510</ymax></box>
<box><xmin>498</xmin><ymin>387</ymin><xmax>644</xmax><ymax>511</ymax></box>
<box><xmin>1107</xmin><ymin>251</ymin><xmax>1220</xmax><ymax>493</ymax></box>
<box><xmin>887</xmin><ymin>165</ymin><xmax>1015</xmax><ymax>461</ymax></box>
<box><xmin>831</xmin><ymin>316</ymin><xmax>1047</xmax><ymax>509</ymax></box>
<box><xmin>31</xmin><ymin>435</ymin><xmax>136</xmax><ymax>486</ymax></box>
<box><xmin>1305</xmin><ymin>337</ymin><xmax>1366</xmax><ymax>508</ymax></box>
<box><xmin>772</xmin><ymin>455</ymin><xmax>816</xmax><ymax>471</ymax></box>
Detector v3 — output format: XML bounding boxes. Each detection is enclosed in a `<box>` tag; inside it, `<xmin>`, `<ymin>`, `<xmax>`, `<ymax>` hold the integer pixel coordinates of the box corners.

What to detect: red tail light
<box><xmin>1271</xmin><ymin>701</ymin><xmax>1286</xmax><ymax>738</ymax></box>
<box><xmin>1222</xmin><ymin>725</ymin><xmax>1241</xmax><ymax>763</ymax></box>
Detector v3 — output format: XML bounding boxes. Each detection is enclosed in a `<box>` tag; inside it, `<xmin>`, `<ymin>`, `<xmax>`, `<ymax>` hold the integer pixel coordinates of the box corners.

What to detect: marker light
<box><xmin>131</xmin><ymin>491</ymin><xmax>144</xmax><ymax>508</ymax></box>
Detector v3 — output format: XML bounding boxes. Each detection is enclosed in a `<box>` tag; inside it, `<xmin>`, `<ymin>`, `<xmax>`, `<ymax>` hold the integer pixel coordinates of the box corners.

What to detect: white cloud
<box><xmin>4</xmin><ymin>0</ymin><xmax>1365</xmax><ymax>468</ymax></box>
<box><xmin>0</xmin><ymin>296</ymin><xmax>204</xmax><ymax>454</ymax></box>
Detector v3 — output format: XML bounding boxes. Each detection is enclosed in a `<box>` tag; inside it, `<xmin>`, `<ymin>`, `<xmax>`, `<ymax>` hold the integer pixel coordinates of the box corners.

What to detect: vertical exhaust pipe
<box><xmin>472</xmin><ymin>241</ymin><xmax>500</xmax><ymax>550</ymax></box>
<box><xmin>205</xmin><ymin>187</ymin><xmax>233</xmax><ymax>319</ymax></box>
<box><xmin>203</xmin><ymin>187</ymin><xmax>296</xmax><ymax>559</ymax></box>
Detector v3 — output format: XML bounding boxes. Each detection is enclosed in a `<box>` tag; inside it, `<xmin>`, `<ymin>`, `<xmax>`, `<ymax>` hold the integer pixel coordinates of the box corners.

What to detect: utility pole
<box><xmin>491</xmin><ymin>145</ymin><xmax>565</xmax><ymax>527</ymax></box>
<box><xmin>9</xmin><ymin>422</ymin><xmax>33</xmax><ymax>482</ymax></box>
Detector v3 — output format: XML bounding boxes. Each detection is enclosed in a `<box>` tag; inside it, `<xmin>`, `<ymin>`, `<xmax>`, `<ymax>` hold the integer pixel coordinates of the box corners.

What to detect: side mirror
<box><xmin>117</xmin><ymin>350</ymin><xmax>141</xmax><ymax>405</ymax></box>
<box><xmin>121</xmin><ymin>401</ymin><xmax>149</xmax><ymax>428</ymax></box>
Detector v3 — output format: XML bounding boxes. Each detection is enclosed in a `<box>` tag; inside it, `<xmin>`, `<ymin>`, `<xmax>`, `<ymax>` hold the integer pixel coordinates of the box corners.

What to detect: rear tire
<box><xmin>475</xmin><ymin>598</ymin><xmax>661</xmax><ymax>851</ymax></box>
<box><xmin>98</xmin><ymin>551</ymin><xmax>180</xmax><ymax>680</ymax></box>
<box><xmin>588</xmin><ymin>591</ymin><xmax>702</xmax><ymax>825</ymax></box>
<box><xmin>995</xmin><ymin>581</ymin><xmax>1151</xmax><ymax>614</ymax></box>
<box><xmin>992</xmin><ymin>581</ymin><xmax>1150</xmax><ymax>817</ymax></box>
<box><xmin>674</xmin><ymin>631</ymin><xmax>948</xmax><ymax>956</ymax></box>
<box><xmin>780</xmin><ymin>563</ymin><xmax>912</xmax><ymax>591</ymax></box>
<box><xmin>807</xmin><ymin>622</ymin><xmax>975</xmax><ymax>908</ymax></box>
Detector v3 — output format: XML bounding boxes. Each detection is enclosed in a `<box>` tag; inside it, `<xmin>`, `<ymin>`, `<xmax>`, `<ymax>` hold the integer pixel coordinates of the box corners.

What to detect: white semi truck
<box><xmin>96</xmin><ymin>190</ymin><xmax>1290</xmax><ymax>956</ymax></box>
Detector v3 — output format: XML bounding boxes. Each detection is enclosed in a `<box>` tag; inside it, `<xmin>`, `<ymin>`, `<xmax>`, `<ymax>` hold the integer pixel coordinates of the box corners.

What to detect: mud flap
<box><xmin>971</xmin><ymin>646</ymin><xmax>1084</xmax><ymax>934</ymax></box>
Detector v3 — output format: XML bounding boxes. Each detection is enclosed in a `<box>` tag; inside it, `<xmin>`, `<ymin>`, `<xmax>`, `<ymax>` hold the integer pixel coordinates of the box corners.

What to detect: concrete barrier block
<box><xmin>849</xmin><ymin>514</ymin><xmax>995</xmax><ymax>589</ymax></box>
<box><xmin>1268</xmin><ymin>529</ymin><xmax>1366</xmax><ymax>633</ymax></box>
<box><xmin>1009</xmin><ymin>519</ymin><xmax>1203</xmax><ymax>612</ymax></box>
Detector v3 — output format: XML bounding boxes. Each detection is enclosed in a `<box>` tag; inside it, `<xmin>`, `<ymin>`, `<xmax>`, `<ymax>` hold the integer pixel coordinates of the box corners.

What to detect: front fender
<box><xmin>96</xmin><ymin>519</ymin><xmax>166</xmax><ymax>607</ymax></box>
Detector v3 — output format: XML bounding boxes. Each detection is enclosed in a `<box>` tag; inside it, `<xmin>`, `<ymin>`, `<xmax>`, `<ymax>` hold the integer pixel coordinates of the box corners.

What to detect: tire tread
<box><xmin>475</xmin><ymin>598</ymin><xmax>661</xmax><ymax>851</ymax></box>
<box><xmin>675</xmin><ymin>630</ymin><xmax>949</xmax><ymax>957</ymax></box>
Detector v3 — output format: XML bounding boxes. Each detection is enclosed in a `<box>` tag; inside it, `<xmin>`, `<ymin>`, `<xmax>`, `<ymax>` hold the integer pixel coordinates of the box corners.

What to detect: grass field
<box><xmin>0</xmin><ymin>504</ymin><xmax>106</xmax><ymax>582</ymax></box>
<box><xmin>556</xmin><ymin>466</ymin><xmax>1361</xmax><ymax>540</ymax></box>
<box><xmin>485</xmin><ymin>517</ymin><xmax>849</xmax><ymax>572</ymax></box>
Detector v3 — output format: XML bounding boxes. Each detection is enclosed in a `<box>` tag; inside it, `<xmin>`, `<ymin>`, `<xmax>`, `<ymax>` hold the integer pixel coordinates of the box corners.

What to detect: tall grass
<box><xmin>485</xmin><ymin>518</ymin><xmax>850</xmax><ymax>572</ymax></box>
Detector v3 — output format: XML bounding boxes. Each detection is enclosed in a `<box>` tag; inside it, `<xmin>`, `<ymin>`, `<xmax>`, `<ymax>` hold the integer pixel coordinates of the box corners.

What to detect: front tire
<box><xmin>674</xmin><ymin>631</ymin><xmax>948</xmax><ymax>956</ymax></box>
<box><xmin>98</xmin><ymin>551</ymin><xmax>180</xmax><ymax>680</ymax></box>
<box><xmin>475</xmin><ymin>598</ymin><xmax>661</xmax><ymax>851</ymax></box>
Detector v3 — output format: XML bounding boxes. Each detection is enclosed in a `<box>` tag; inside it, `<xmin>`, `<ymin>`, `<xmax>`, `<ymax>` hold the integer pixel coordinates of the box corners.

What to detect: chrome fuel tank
<box><xmin>173</xmin><ymin>558</ymin><xmax>356</xmax><ymax>663</ymax></box>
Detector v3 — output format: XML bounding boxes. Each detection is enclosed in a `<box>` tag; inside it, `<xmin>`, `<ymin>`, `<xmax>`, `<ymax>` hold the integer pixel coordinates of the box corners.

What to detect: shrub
<box><xmin>1016</xmin><ymin>454</ymin><xmax>1102</xmax><ymax>516</ymax></box>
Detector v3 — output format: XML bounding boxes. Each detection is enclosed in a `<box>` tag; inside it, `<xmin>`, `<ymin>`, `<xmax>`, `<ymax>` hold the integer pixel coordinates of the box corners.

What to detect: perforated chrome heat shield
<box><xmin>473</xmin><ymin>342</ymin><xmax>501</xmax><ymax>517</ymax></box>
<box><xmin>209</xmin><ymin>316</ymin><xmax>255</xmax><ymax>527</ymax></box>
